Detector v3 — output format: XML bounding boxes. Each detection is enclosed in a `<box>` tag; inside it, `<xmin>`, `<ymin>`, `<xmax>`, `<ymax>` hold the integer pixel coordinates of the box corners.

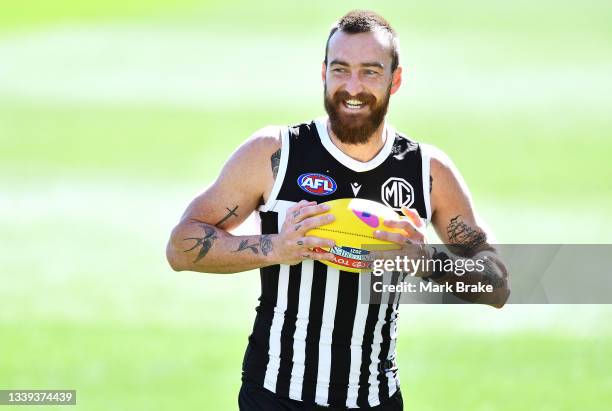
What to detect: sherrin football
<box><xmin>306</xmin><ymin>198</ymin><xmax>406</xmax><ymax>273</ymax></box>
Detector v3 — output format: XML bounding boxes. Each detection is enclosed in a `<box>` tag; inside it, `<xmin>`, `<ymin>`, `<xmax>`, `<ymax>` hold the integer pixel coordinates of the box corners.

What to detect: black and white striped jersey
<box><xmin>242</xmin><ymin>117</ymin><xmax>432</xmax><ymax>408</ymax></box>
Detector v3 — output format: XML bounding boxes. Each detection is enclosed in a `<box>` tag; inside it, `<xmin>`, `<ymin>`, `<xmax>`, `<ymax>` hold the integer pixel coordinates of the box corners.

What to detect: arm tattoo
<box><xmin>447</xmin><ymin>215</ymin><xmax>487</xmax><ymax>256</ymax></box>
<box><xmin>233</xmin><ymin>239</ymin><xmax>260</xmax><ymax>254</ymax></box>
<box><xmin>429</xmin><ymin>175</ymin><xmax>433</xmax><ymax>193</ymax></box>
<box><xmin>479</xmin><ymin>258</ymin><xmax>506</xmax><ymax>288</ymax></box>
<box><xmin>232</xmin><ymin>235</ymin><xmax>274</xmax><ymax>256</ymax></box>
<box><xmin>215</xmin><ymin>206</ymin><xmax>239</xmax><ymax>226</ymax></box>
<box><xmin>271</xmin><ymin>148</ymin><xmax>281</xmax><ymax>179</ymax></box>
<box><xmin>260</xmin><ymin>235</ymin><xmax>273</xmax><ymax>256</ymax></box>
<box><xmin>183</xmin><ymin>223</ymin><xmax>218</xmax><ymax>263</ymax></box>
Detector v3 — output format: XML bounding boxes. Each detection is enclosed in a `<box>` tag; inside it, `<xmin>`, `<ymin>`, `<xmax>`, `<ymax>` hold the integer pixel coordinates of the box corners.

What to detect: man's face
<box><xmin>323</xmin><ymin>30</ymin><xmax>402</xmax><ymax>145</ymax></box>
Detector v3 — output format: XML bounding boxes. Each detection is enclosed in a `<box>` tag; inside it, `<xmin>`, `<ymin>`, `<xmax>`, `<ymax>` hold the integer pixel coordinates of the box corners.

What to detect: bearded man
<box><xmin>166</xmin><ymin>9</ymin><xmax>509</xmax><ymax>411</ymax></box>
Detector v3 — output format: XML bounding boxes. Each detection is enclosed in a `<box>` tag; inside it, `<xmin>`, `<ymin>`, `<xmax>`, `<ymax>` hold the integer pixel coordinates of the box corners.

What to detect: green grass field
<box><xmin>1</xmin><ymin>1</ymin><xmax>612</xmax><ymax>410</ymax></box>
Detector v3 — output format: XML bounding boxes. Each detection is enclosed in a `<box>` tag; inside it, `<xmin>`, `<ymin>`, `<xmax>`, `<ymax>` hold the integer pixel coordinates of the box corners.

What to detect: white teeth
<box><xmin>345</xmin><ymin>99</ymin><xmax>364</xmax><ymax>109</ymax></box>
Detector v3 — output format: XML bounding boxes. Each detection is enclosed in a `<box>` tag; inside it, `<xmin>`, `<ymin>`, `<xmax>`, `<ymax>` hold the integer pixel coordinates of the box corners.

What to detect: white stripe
<box><xmin>288</xmin><ymin>259</ymin><xmax>314</xmax><ymax>400</ymax></box>
<box><xmin>314</xmin><ymin>117</ymin><xmax>395</xmax><ymax>173</ymax></box>
<box><xmin>366</xmin><ymin>301</ymin><xmax>389</xmax><ymax>406</ymax></box>
<box><xmin>421</xmin><ymin>143</ymin><xmax>433</xmax><ymax>224</ymax></box>
<box><xmin>345</xmin><ymin>280</ymin><xmax>369</xmax><ymax>408</ymax></box>
<box><xmin>263</xmin><ymin>205</ymin><xmax>290</xmax><ymax>392</ymax></box>
<box><xmin>366</xmin><ymin>271</ymin><xmax>394</xmax><ymax>406</ymax></box>
<box><xmin>385</xmin><ymin>283</ymin><xmax>403</xmax><ymax>398</ymax></box>
<box><xmin>259</xmin><ymin>126</ymin><xmax>290</xmax><ymax>213</ymax></box>
<box><xmin>385</xmin><ymin>321</ymin><xmax>399</xmax><ymax>398</ymax></box>
<box><xmin>314</xmin><ymin>267</ymin><xmax>340</xmax><ymax>406</ymax></box>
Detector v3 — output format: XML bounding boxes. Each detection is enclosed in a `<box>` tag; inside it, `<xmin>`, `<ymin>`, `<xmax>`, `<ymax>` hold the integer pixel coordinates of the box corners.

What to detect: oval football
<box><xmin>305</xmin><ymin>198</ymin><xmax>406</xmax><ymax>273</ymax></box>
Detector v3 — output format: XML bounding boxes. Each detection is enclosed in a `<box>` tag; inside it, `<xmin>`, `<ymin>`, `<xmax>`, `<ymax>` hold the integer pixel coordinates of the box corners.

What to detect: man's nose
<box><xmin>344</xmin><ymin>72</ymin><xmax>363</xmax><ymax>96</ymax></box>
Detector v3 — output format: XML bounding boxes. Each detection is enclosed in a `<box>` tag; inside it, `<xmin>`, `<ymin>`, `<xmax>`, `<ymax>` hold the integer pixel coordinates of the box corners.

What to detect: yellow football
<box><xmin>306</xmin><ymin>198</ymin><xmax>405</xmax><ymax>273</ymax></box>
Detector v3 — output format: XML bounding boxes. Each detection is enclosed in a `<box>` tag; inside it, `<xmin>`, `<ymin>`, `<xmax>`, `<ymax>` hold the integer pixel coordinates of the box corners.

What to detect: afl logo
<box><xmin>297</xmin><ymin>173</ymin><xmax>337</xmax><ymax>196</ymax></box>
<box><xmin>381</xmin><ymin>177</ymin><xmax>414</xmax><ymax>210</ymax></box>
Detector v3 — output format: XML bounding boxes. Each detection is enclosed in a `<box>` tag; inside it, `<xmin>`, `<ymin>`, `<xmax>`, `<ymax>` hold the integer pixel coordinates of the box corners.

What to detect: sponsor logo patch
<box><xmin>312</xmin><ymin>246</ymin><xmax>372</xmax><ymax>270</ymax></box>
<box><xmin>381</xmin><ymin>177</ymin><xmax>414</xmax><ymax>210</ymax></box>
<box><xmin>297</xmin><ymin>173</ymin><xmax>337</xmax><ymax>196</ymax></box>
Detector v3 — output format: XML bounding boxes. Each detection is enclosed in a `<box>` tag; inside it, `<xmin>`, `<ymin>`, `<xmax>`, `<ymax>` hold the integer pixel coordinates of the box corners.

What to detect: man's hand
<box><xmin>273</xmin><ymin>200</ymin><xmax>337</xmax><ymax>265</ymax></box>
<box><xmin>371</xmin><ymin>207</ymin><xmax>433</xmax><ymax>277</ymax></box>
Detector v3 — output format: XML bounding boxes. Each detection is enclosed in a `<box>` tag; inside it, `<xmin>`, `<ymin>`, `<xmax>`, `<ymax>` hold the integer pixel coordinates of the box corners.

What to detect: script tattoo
<box><xmin>271</xmin><ymin>149</ymin><xmax>281</xmax><ymax>179</ymax></box>
<box><xmin>447</xmin><ymin>215</ymin><xmax>487</xmax><ymax>256</ymax></box>
<box><xmin>183</xmin><ymin>221</ymin><xmax>218</xmax><ymax>262</ymax></box>
<box><xmin>215</xmin><ymin>206</ymin><xmax>239</xmax><ymax>226</ymax></box>
<box><xmin>429</xmin><ymin>175</ymin><xmax>433</xmax><ymax>193</ymax></box>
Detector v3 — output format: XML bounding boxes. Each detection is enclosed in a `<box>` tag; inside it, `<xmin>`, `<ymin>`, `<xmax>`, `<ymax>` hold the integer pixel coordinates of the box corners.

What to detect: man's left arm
<box><xmin>427</xmin><ymin>146</ymin><xmax>510</xmax><ymax>308</ymax></box>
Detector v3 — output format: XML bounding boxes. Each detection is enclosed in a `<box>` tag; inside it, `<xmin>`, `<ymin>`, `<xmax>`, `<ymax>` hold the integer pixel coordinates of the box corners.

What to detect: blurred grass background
<box><xmin>1</xmin><ymin>1</ymin><xmax>611</xmax><ymax>410</ymax></box>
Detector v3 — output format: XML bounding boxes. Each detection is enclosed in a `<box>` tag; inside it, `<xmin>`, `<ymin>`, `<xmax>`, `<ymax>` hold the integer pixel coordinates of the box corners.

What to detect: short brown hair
<box><xmin>324</xmin><ymin>10</ymin><xmax>400</xmax><ymax>72</ymax></box>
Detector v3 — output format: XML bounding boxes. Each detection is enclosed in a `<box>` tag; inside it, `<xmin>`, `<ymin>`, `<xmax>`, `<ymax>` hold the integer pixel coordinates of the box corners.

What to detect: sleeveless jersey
<box><xmin>242</xmin><ymin>117</ymin><xmax>432</xmax><ymax>408</ymax></box>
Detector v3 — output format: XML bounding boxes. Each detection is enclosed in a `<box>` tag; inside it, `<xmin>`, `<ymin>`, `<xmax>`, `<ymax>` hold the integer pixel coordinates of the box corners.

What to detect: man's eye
<box><xmin>365</xmin><ymin>70</ymin><xmax>379</xmax><ymax>76</ymax></box>
<box><xmin>332</xmin><ymin>68</ymin><xmax>347</xmax><ymax>73</ymax></box>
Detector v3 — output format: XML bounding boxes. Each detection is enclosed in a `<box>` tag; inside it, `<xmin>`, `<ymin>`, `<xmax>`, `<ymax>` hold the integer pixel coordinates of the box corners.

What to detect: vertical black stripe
<box><xmin>259</xmin><ymin>211</ymin><xmax>281</xmax><ymax>312</ymax></box>
<box><xmin>242</xmin><ymin>211</ymin><xmax>280</xmax><ymax>385</ymax></box>
<box><xmin>414</xmin><ymin>144</ymin><xmax>427</xmax><ymax>219</ymax></box>
<box><xmin>260</xmin><ymin>210</ymin><xmax>279</xmax><ymax>235</ymax></box>
<box><xmin>356</xmin><ymin>303</ymin><xmax>381</xmax><ymax>408</ymax></box>
<box><xmin>327</xmin><ymin>271</ymin><xmax>359</xmax><ymax>407</ymax></box>
<box><xmin>243</xmin><ymin>264</ymin><xmax>279</xmax><ymax>385</ymax></box>
<box><xmin>275</xmin><ymin>263</ymin><xmax>302</xmax><ymax>397</ymax></box>
<box><xmin>369</xmin><ymin>270</ymin><xmax>382</xmax><ymax>304</ymax></box>
<box><xmin>301</xmin><ymin>261</ymin><xmax>328</xmax><ymax>403</ymax></box>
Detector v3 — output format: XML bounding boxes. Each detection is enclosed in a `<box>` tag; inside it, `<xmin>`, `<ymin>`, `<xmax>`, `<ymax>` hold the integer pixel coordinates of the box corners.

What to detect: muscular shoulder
<box><xmin>214</xmin><ymin>126</ymin><xmax>283</xmax><ymax>206</ymax></box>
<box><xmin>188</xmin><ymin>125</ymin><xmax>283</xmax><ymax>229</ymax></box>
<box><xmin>422</xmin><ymin>144</ymin><xmax>473</xmax><ymax>214</ymax></box>
<box><xmin>220</xmin><ymin>126</ymin><xmax>282</xmax><ymax>177</ymax></box>
<box><xmin>233</xmin><ymin>125</ymin><xmax>282</xmax><ymax>164</ymax></box>
<box><xmin>422</xmin><ymin>143</ymin><xmax>454</xmax><ymax>177</ymax></box>
<box><xmin>249</xmin><ymin>125</ymin><xmax>282</xmax><ymax>149</ymax></box>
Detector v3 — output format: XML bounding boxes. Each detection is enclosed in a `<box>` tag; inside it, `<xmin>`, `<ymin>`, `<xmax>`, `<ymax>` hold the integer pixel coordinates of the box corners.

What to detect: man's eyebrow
<box><xmin>329</xmin><ymin>59</ymin><xmax>350</xmax><ymax>67</ymax></box>
<box><xmin>329</xmin><ymin>59</ymin><xmax>384</xmax><ymax>69</ymax></box>
<box><xmin>361</xmin><ymin>61</ymin><xmax>385</xmax><ymax>69</ymax></box>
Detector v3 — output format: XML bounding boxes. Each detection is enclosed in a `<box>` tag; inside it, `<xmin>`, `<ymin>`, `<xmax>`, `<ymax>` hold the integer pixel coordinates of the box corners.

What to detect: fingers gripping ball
<box><xmin>306</xmin><ymin>198</ymin><xmax>406</xmax><ymax>273</ymax></box>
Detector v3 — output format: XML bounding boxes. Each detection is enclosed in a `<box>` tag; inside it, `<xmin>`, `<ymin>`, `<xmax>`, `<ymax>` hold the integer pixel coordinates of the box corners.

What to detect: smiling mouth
<box><xmin>342</xmin><ymin>99</ymin><xmax>367</xmax><ymax>111</ymax></box>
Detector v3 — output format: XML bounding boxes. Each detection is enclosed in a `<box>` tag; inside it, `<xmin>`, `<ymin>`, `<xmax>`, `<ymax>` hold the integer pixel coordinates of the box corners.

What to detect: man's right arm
<box><xmin>165</xmin><ymin>128</ymin><xmax>336</xmax><ymax>274</ymax></box>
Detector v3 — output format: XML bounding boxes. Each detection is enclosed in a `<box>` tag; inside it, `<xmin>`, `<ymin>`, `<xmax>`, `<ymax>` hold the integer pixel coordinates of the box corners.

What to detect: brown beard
<box><xmin>324</xmin><ymin>83</ymin><xmax>391</xmax><ymax>145</ymax></box>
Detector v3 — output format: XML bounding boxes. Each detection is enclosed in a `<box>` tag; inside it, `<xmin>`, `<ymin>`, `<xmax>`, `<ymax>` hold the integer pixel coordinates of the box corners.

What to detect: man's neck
<box><xmin>326</xmin><ymin>120</ymin><xmax>387</xmax><ymax>163</ymax></box>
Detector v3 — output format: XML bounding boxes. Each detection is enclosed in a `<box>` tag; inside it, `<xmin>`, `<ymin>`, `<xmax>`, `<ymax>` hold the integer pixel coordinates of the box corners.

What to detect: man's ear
<box><xmin>321</xmin><ymin>61</ymin><xmax>327</xmax><ymax>83</ymax></box>
<box><xmin>390</xmin><ymin>66</ymin><xmax>403</xmax><ymax>95</ymax></box>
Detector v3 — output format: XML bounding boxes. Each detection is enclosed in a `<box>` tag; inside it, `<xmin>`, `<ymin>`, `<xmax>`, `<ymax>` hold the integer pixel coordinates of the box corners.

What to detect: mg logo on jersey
<box><xmin>297</xmin><ymin>173</ymin><xmax>337</xmax><ymax>196</ymax></box>
<box><xmin>381</xmin><ymin>177</ymin><xmax>414</xmax><ymax>210</ymax></box>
